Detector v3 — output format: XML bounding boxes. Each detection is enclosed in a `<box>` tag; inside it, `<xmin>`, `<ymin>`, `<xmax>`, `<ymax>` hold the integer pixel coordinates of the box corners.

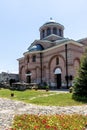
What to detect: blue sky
<box><xmin>0</xmin><ymin>0</ymin><xmax>87</xmax><ymax>73</ymax></box>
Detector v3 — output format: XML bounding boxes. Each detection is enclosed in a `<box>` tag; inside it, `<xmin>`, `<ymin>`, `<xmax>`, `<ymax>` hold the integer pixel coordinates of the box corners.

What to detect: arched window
<box><xmin>54</xmin><ymin>68</ymin><xmax>61</xmax><ymax>74</ymax></box>
<box><xmin>59</xmin><ymin>29</ymin><xmax>62</xmax><ymax>36</ymax></box>
<box><xmin>56</xmin><ymin>57</ymin><xmax>59</xmax><ymax>65</ymax></box>
<box><xmin>47</xmin><ymin>28</ymin><xmax>51</xmax><ymax>36</ymax></box>
<box><xmin>29</xmin><ymin>44</ymin><xmax>44</xmax><ymax>52</ymax></box>
<box><xmin>32</xmin><ymin>55</ymin><xmax>36</xmax><ymax>62</ymax></box>
<box><xmin>53</xmin><ymin>27</ymin><xmax>57</xmax><ymax>35</ymax></box>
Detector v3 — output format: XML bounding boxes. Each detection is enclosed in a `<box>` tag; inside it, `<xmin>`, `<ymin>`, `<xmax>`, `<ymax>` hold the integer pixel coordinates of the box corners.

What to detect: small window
<box><xmin>59</xmin><ymin>29</ymin><xmax>62</xmax><ymax>36</ymax></box>
<box><xmin>53</xmin><ymin>27</ymin><xmax>57</xmax><ymax>35</ymax></box>
<box><xmin>32</xmin><ymin>55</ymin><xmax>36</xmax><ymax>62</ymax></box>
<box><xmin>47</xmin><ymin>28</ymin><xmax>51</xmax><ymax>36</ymax></box>
<box><xmin>56</xmin><ymin>57</ymin><xmax>59</xmax><ymax>65</ymax></box>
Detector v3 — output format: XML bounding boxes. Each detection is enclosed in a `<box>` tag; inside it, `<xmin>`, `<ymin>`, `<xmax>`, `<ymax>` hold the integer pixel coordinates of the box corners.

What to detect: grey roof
<box><xmin>77</xmin><ymin>37</ymin><xmax>87</xmax><ymax>43</ymax></box>
<box><xmin>55</xmin><ymin>38</ymin><xmax>70</xmax><ymax>45</ymax></box>
<box><xmin>43</xmin><ymin>19</ymin><xmax>64</xmax><ymax>27</ymax></box>
<box><xmin>40</xmin><ymin>19</ymin><xmax>64</xmax><ymax>30</ymax></box>
<box><xmin>55</xmin><ymin>38</ymin><xmax>83</xmax><ymax>47</ymax></box>
<box><xmin>27</xmin><ymin>39</ymin><xmax>53</xmax><ymax>51</ymax></box>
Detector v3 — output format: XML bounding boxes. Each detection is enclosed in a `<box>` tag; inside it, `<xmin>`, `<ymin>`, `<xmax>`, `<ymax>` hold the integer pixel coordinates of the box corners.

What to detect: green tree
<box><xmin>73</xmin><ymin>49</ymin><xmax>87</xmax><ymax>97</ymax></box>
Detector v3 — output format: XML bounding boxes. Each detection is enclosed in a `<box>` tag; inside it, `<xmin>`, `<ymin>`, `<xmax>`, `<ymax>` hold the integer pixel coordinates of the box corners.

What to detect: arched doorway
<box><xmin>54</xmin><ymin>68</ymin><xmax>61</xmax><ymax>89</ymax></box>
<box><xmin>26</xmin><ymin>71</ymin><xmax>32</xmax><ymax>83</ymax></box>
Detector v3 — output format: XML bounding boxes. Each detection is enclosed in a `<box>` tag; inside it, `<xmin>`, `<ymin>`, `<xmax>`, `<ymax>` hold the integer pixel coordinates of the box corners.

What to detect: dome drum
<box><xmin>39</xmin><ymin>19</ymin><xmax>64</xmax><ymax>39</ymax></box>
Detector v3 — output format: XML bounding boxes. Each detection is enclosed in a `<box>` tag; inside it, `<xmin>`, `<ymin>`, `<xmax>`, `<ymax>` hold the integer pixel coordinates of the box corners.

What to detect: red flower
<box><xmin>34</xmin><ymin>126</ymin><xmax>39</xmax><ymax>130</ymax></box>
<box><xmin>42</xmin><ymin>119</ymin><xmax>47</xmax><ymax>124</ymax></box>
<box><xmin>45</xmin><ymin>125</ymin><xmax>51</xmax><ymax>129</ymax></box>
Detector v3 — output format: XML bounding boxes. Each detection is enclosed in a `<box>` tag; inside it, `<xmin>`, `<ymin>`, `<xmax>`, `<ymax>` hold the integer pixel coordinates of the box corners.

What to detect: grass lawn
<box><xmin>0</xmin><ymin>88</ymin><xmax>86</xmax><ymax>106</ymax></box>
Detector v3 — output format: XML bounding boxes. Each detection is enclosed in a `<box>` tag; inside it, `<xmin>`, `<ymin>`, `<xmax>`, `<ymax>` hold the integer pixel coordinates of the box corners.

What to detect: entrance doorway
<box><xmin>26</xmin><ymin>71</ymin><xmax>31</xmax><ymax>83</ymax></box>
<box><xmin>27</xmin><ymin>75</ymin><xmax>31</xmax><ymax>83</ymax></box>
<box><xmin>56</xmin><ymin>74</ymin><xmax>61</xmax><ymax>88</ymax></box>
<box><xmin>54</xmin><ymin>68</ymin><xmax>61</xmax><ymax>89</ymax></box>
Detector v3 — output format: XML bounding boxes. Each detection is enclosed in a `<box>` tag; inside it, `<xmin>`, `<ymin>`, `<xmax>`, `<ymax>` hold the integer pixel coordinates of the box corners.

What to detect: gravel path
<box><xmin>0</xmin><ymin>98</ymin><xmax>87</xmax><ymax>130</ymax></box>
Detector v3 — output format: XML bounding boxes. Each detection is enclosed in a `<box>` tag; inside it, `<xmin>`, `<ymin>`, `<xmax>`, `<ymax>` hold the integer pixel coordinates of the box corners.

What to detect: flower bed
<box><xmin>9</xmin><ymin>114</ymin><xmax>87</xmax><ymax>130</ymax></box>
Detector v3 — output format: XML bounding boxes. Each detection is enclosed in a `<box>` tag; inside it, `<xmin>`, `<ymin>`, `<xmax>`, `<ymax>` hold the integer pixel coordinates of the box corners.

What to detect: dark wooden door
<box><xmin>56</xmin><ymin>74</ymin><xmax>61</xmax><ymax>89</ymax></box>
<box><xmin>27</xmin><ymin>76</ymin><xmax>31</xmax><ymax>83</ymax></box>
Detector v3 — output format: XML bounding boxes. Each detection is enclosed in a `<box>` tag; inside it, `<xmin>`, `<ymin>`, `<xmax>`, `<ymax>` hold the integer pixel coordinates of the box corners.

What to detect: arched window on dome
<box><xmin>59</xmin><ymin>29</ymin><xmax>62</xmax><ymax>36</ymax></box>
<box><xmin>47</xmin><ymin>28</ymin><xmax>51</xmax><ymax>36</ymax></box>
<box><xmin>53</xmin><ymin>27</ymin><xmax>57</xmax><ymax>35</ymax></box>
<box><xmin>42</xmin><ymin>30</ymin><xmax>45</xmax><ymax>38</ymax></box>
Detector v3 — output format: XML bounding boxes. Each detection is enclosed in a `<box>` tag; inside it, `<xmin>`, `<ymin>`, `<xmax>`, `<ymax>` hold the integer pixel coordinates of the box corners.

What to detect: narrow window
<box><xmin>59</xmin><ymin>29</ymin><xmax>62</xmax><ymax>36</ymax></box>
<box><xmin>56</xmin><ymin>57</ymin><xmax>59</xmax><ymax>65</ymax></box>
<box><xmin>53</xmin><ymin>27</ymin><xmax>57</xmax><ymax>34</ymax></box>
<box><xmin>32</xmin><ymin>55</ymin><xmax>36</xmax><ymax>62</ymax></box>
<box><xmin>47</xmin><ymin>28</ymin><xmax>51</xmax><ymax>36</ymax></box>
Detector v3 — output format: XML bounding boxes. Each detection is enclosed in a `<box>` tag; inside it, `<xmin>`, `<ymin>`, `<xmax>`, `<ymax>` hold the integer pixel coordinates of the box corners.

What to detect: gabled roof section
<box><xmin>43</xmin><ymin>34</ymin><xmax>64</xmax><ymax>41</ymax></box>
<box><xmin>27</xmin><ymin>39</ymin><xmax>53</xmax><ymax>50</ymax></box>
<box><xmin>55</xmin><ymin>38</ymin><xmax>70</xmax><ymax>44</ymax></box>
<box><xmin>23</xmin><ymin>39</ymin><xmax>83</xmax><ymax>55</ymax></box>
<box><xmin>55</xmin><ymin>38</ymin><xmax>83</xmax><ymax>46</ymax></box>
<box><xmin>42</xmin><ymin>39</ymin><xmax>83</xmax><ymax>53</ymax></box>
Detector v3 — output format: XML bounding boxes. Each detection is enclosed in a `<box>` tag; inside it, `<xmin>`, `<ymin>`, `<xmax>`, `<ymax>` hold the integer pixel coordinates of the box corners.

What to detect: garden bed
<box><xmin>11</xmin><ymin>114</ymin><xmax>87</xmax><ymax>130</ymax></box>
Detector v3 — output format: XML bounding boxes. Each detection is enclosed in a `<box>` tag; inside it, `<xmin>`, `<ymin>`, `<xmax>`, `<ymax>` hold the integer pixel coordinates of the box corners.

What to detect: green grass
<box><xmin>28</xmin><ymin>93</ymin><xmax>85</xmax><ymax>106</ymax></box>
<box><xmin>0</xmin><ymin>88</ymin><xmax>87</xmax><ymax>106</ymax></box>
<box><xmin>0</xmin><ymin>88</ymin><xmax>52</xmax><ymax>101</ymax></box>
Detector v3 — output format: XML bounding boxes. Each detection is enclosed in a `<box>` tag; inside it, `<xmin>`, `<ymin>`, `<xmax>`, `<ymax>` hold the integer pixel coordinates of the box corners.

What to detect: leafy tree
<box><xmin>73</xmin><ymin>49</ymin><xmax>87</xmax><ymax>97</ymax></box>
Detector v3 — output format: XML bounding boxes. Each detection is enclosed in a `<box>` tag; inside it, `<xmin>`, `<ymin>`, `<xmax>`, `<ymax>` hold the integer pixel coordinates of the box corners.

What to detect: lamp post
<box><xmin>65</xmin><ymin>44</ymin><xmax>69</xmax><ymax>89</ymax></box>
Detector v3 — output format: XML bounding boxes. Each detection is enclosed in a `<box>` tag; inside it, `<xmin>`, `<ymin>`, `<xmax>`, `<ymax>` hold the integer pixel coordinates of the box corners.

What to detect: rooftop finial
<box><xmin>49</xmin><ymin>17</ymin><xmax>55</xmax><ymax>23</ymax></box>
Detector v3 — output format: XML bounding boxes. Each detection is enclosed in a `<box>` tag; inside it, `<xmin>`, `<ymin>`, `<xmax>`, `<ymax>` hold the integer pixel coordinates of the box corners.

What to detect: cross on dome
<box><xmin>49</xmin><ymin>17</ymin><xmax>55</xmax><ymax>22</ymax></box>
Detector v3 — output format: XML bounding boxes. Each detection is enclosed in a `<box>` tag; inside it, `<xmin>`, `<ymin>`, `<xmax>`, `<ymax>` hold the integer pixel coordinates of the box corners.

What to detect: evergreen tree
<box><xmin>73</xmin><ymin>49</ymin><xmax>87</xmax><ymax>97</ymax></box>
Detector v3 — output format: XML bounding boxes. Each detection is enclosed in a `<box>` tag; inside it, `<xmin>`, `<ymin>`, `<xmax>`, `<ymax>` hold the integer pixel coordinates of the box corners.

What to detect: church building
<box><xmin>18</xmin><ymin>18</ymin><xmax>87</xmax><ymax>88</ymax></box>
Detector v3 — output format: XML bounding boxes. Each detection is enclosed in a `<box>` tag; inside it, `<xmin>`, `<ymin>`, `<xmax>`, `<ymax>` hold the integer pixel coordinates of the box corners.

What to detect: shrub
<box><xmin>73</xmin><ymin>49</ymin><xmax>87</xmax><ymax>98</ymax></box>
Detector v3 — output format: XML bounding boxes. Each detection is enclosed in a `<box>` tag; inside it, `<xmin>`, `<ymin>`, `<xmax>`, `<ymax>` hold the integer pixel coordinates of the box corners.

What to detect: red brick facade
<box><xmin>18</xmin><ymin>19</ymin><xmax>87</xmax><ymax>88</ymax></box>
